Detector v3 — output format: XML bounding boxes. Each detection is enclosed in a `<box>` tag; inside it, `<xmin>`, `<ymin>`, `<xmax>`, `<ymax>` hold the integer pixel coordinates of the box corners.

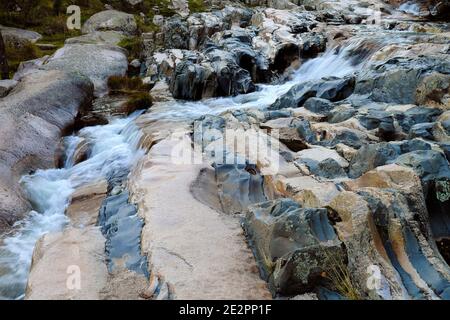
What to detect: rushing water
<box><xmin>0</xmin><ymin>35</ymin><xmax>390</xmax><ymax>300</ymax></box>
<box><xmin>147</xmin><ymin>38</ymin><xmax>375</xmax><ymax>122</ymax></box>
<box><xmin>399</xmin><ymin>1</ymin><xmax>421</xmax><ymax>16</ymax></box>
<box><xmin>0</xmin><ymin>113</ymin><xmax>144</xmax><ymax>300</ymax></box>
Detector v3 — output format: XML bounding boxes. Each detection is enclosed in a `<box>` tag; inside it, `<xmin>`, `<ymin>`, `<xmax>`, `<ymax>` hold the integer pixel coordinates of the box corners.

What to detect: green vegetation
<box><xmin>118</xmin><ymin>36</ymin><xmax>144</xmax><ymax>62</ymax></box>
<box><xmin>107</xmin><ymin>75</ymin><xmax>153</xmax><ymax>113</ymax></box>
<box><xmin>125</xmin><ymin>92</ymin><xmax>153</xmax><ymax>114</ymax></box>
<box><xmin>107</xmin><ymin>75</ymin><xmax>152</xmax><ymax>94</ymax></box>
<box><xmin>4</xmin><ymin>41</ymin><xmax>44</xmax><ymax>78</ymax></box>
<box><xmin>188</xmin><ymin>0</ymin><xmax>206</xmax><ymax>13</ymax></box>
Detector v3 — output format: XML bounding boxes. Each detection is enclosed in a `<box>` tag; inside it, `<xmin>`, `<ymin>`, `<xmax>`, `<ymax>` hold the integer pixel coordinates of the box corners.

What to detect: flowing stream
<box><xmin>0</xmin><ymin>35</ymin><xmax>394</xmax><ymax>300</ymax></box>
<box><xmin>0</xmin><ymin>113</ymin><xmax>144</xmax><ymax>299</ymax></box>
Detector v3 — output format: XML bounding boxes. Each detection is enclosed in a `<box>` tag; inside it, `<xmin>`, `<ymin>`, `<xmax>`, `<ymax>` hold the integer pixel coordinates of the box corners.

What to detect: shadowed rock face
<box><xmin>244</xmin><ymin>199</ymin><xmax>344</xmax><ymax>295</ymax></box>
<box><xmin>0</xmin><ymin>70</ymin><xmax>93</xmax><ymax>232</ymax></box>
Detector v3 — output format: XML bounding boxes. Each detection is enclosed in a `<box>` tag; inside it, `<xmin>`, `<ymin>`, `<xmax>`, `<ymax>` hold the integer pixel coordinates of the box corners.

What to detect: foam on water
<box><xmin>399</xmin><ymin>1</ymin><xmax>421</xmax><ymax>16</ymax></box>
<box><xmin>0</xmin><ymin>112</ymin><xmax>144</xmax><ymax>300</ymax></box>
<box><xmin>147</xmin><ymin>38</ymin><xmax>372</xmax><ymax>122</ymax></box>
<box><xmin>0</xmin><ymin>37</ymin><xmax>381</xmax><ymax>300</ymax></box>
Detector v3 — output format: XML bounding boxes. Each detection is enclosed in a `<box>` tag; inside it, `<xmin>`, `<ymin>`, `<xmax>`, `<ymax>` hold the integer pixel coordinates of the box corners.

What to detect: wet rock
<box><xmin>433</xmin><ymin>111</ymin><xmax>450</xmax><ymax>142</ymax></box>
<box><xmin>82</xmin><ymin>10</ymin><xmax>138</xmax><ymax>35</ymax></box>
<box><xmin>357</xmin><ymin>110</ymin><xmax>396</xmax><ymax>141</ymax></box>
<box><xmin>169</xmin><ymin>60</ymin><xmax>214</xmax><ymax>100</ymax></box>
<box><xmin>214</xmin><ymin>163</ymin><xmax>267</xmax><ymax>214</ymax></box>
<box><xmin>355</xmin><ymin>56</ymin><xmax>450</xmax><ymax>104</ymax></box>
<box><xmin>271</xmin><ymin>77</ymin><xmax>355</xmax><ymax>110</ymax></box>
<box><xmin>205</xmin><ymin>48</ymin><xmax>256</xmax><ymax>97</ymax></box>
<box><xmin>244</xmin><ymin>199</ymin><xmax>344</xmax><ymax>295</ymax></box>
<box><xmin>169</xmin><ymin>49</ymin><xmax>256</xmax><ymax>100</ymax></box>
<box><xmin>99</xmin><ymin>191</ymin><xmax>148</xmax><ymax>276</ymax></box>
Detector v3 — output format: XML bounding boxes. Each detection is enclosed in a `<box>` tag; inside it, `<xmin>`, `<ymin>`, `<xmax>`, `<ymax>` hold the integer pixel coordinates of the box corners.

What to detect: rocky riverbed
<box><xmin>0</xmin><ymin>0</ymin><xmax>449</xmax><ymax>300</ymax></box>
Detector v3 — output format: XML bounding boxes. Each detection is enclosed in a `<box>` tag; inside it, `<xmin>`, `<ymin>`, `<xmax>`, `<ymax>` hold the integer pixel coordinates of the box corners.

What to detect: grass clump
<box><xmin>188</xmin><ymin>0</ymin><xmax>207</xmax><ymax>13</ymax></box>
<box><xmin>4</xmin><ymin>41</ymin><xmax>44</xmax><ymax>77</ymax></box>
<box><xmin>118</xmin><ymin>36</ymin><xmax>143</xmax><ymax>62</ymax></box>
<box><xmin>107</xmin><ymin>75</ymin><xmax>152</xmax><ymax>94</ymax></box>
<box><xmin>125</xmin><ymin>92</ymin><xmax>153</xmax><ymax>113</ymax></box>
<box><xmin>107</xmin><ymin>75</ymin><xmax>153</xmax><ymax>113</ymax></box>
<box><xmin>321</xmin><ymin>248</ymin><xmax>362</xmax><ymax>300</ymax></box>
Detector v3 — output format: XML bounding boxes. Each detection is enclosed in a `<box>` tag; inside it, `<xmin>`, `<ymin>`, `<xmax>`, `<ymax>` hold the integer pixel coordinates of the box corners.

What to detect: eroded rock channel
<box><xmin>0</xmin><ymin>0</ymin><xmax>449</xmax><ymax>300</ymax></box>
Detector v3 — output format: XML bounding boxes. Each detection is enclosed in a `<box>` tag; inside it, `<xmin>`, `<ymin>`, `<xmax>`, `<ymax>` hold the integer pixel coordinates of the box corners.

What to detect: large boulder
<box><xmin>0</xmin><ymin>25</ymin><xmax>41</xmax><ymax>48</ymax></box>
<box><xmin>42</xmin><ymin>43</ymin><xmax>128</xmax><ymax>96</ymax></box>
<box><xmin>270</xmin><ymin>77</ymin><xmax>355</xmax><ymax>110</ymax></box>
<box><xmin>82</xmin><ymin>10</ymin><xmax>138</xmax><ymax>35</ymax></box>
<box><xmin>0</xmin><ymin>70</ymin><xmax>93</xmax><ymax>232</ymax></box>
<box><xmin>244</xmin><ymin>199</ymin><xmax>345</xmax><ymax>295</ymax></box>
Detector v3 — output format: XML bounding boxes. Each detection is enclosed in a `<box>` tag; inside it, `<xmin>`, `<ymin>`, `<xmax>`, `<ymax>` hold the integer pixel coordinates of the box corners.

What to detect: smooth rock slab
<box><xmin>25</xmin><ymin>227</ymin><xmax>108</xmax><ymax>300</ymax></box>
<box><xmin>129</xmin><ymin>130</ymin><xmax>271</xmax><ymax>299</ymax></box>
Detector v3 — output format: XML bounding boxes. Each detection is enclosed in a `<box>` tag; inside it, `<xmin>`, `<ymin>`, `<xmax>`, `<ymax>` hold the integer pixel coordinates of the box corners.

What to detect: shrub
<box><xmin>125</xmin><ymin>92</ymin><xmax>152</xmax><ymax>114</ymax></box>
<box><xmin>188</xmin><ymin>0</ymin><xmax>206</xmax><ymax>13</ymax></box>
<box><xmin>5</xmin><ymin>41</ymin><xmax>42</xmax><ymax>77</ymax></box>
<box><xmin>107</xmin><ymin>75</ymin><xmax>152</xmax><ymax>94</ymax></box>
<box><xmin>118</xmin><ymin>36</ymin><xmax>143</xmax><ymax>62</ymax></box>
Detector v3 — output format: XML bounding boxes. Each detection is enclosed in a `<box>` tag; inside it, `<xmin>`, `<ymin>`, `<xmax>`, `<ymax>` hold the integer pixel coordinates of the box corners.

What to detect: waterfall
<box><xmin>146</xmin><ymin>38</ymin><xmax>375</xmax><ymax>122</ymax></box>
<box><xmin>399</xmin><ymin>1</ymin><xmax>421</xmax><ymax>16</ymax></box>
<box><xmin>0</xmin><ymin>112</ymin><xmax>144</xmax><ymax>300</ymax></box>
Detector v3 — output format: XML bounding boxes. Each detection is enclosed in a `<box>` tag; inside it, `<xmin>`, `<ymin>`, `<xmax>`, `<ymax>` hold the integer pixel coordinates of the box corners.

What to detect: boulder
<box><xmin>42</xmin><ymin>43</ymin><xmax>128</xmax><ymax>96</ymax></box>
<box><xmin>270</xmin><ymin>77</ymin><xmax>355</xmax><ymax>110</ymax></box>
<box><xmin>82</xmin><ymin>10</ymin><xmax>138</xmax><ymax>35</ymax></box>
<box><xmin>277</xmin><ymin>175</ymin><xmax>341</xmax><ymax>207</ymax></box>
<box><xmin>303</xmin><ymin>97</ymin><xmax>335</xmax><ymax>114</ymax></box>
<box><xmin>328</xmin><ymin>192</ymin><xmax>407</xmax><ymax>300</ymax></box>
<box><xmin>65</xmin><ymin>31</ymin><xmax>125</xmax><ymax>46</ymax></box>
<box><xmin>169</xmin><ymin>60</ymin><xmax>215</xmax><ymax>100</ymax></box>
<box><xmin>0</xmin><ymin>70</ymin><xmax>93</xmax><ymax>232</ymax></box>
<box><xmin>244</xmin><ymin>199</ymin><xmax>344</xmax><ymax>295</ymax></box>
<box><xmin>355</xmin><ymin>56</ymin><xmax>450</xmax><ymax>104</ymax></box>
<box><xmin>0</xmin><ymin>25</ymin><xmax>41</xmax><ymax>48</ymax></box>
<box><xmin>0</xmin><ymin>79</ymin><xmax>17</xmax><ymax>97</ymax></box>
<box><xmin>162</xmin><ymin>15</ymin><xmax>190</xmax><ymax>50</ymax></box>
<box><xmin>349</xmin><ymin>142</ymin><xmax>401</xmax><ymax>178</ymax></box>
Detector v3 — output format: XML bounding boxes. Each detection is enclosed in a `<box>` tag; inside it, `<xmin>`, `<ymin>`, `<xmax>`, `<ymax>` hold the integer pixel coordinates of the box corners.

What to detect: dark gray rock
<box><xmin>170</xmin><ymin>60</ymin><xmax>214</xmax><ymax>100</ymax></box>
<box><xmin>270</xmin><ymin>76</ymin><xmax>355</xmax><ymax>110</ymax></box>
<box><xmin>303</xmin><ymin>97</ymin><xmax>335</xmax><ymax>114</ymax></box>
<box><xmin>244</xmin><ymin>199</ymin><xmax>344</xmax><ymax>295</ymax></box>
<box><xmin>409</xmin><ymin>123</ymin><xmax>436</xmax><ymax>140</ymax></box>
<box><xmin>349</xmin><ymin>142</ymin><xmax>401</xmax><ymax>178</ymax></box>
<box><xmin>314</xmin><ymin>158</ymin><xmax>347</xmax><ymax>179</ymax></box>
<box><xmin>163</xmin><ymin>15</ymin><xmax>190</xmax><ymax>49</ymax></box>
